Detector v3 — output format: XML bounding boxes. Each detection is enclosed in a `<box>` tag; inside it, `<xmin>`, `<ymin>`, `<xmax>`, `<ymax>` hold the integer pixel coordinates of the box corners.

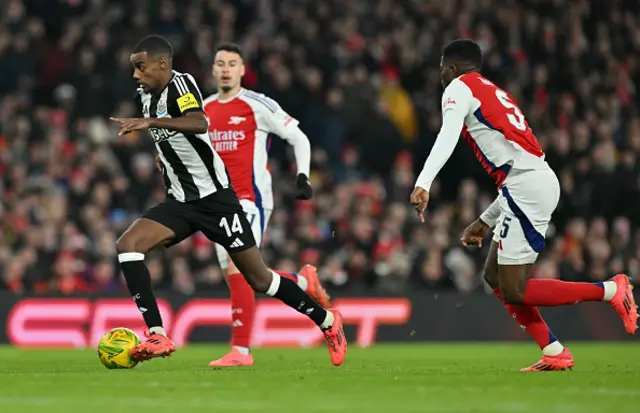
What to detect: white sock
<box><xmin>118</xmin><ymin>252</ymin><xmax>145</xmax><ymax>263</ymax></box>
<box><xmin>233</xmin><ymin>346</ymin><xmax>250</xmax><ymax>356</ymax></box>
<box><xmin>602</xmin><ymin>281</ymin><xmax>617</xmax><ymax>301</ymax></box>
<box><xmin>320</xmin><ymin>310</ymin><xmax>335</xmax><ymax>330</ymax></box>
<box><xmin>265</xmin><ymin>272</ymin><xmax>281</xmax><ymax>296</ymax></box>
<box><xmin>297</xmin><ymin>275</ymin><xmax>308</xmax><ymax>291</ymax></box>
<box><xmin>542</xmin><ymin>340</ymin><xmax>564</xmax><ymax>357</ymax></box>
<box><xmin>149</xmin><ymin>326</ymin><xmax>167</xmax><ymax>337</ymax></box>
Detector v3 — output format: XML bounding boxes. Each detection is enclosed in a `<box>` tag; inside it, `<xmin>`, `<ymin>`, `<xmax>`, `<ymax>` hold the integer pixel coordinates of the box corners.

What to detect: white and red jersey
<box><xmin>415</xmin><ymin>72</ymin><xmax>548</xmax><ymax>191</ymax></box>
<box><xmin>203</xmin><ymin>88</ymin><xmax>310</xmax><ymax>210</ymax></box>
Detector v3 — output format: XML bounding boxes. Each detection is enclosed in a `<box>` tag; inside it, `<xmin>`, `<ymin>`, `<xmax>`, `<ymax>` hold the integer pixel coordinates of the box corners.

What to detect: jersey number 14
<box><xmin>219</xmin><ymin>214</ymin><xmax>244</xmax><ymax>238</ymax></box>
<box><xmin>495</xmin><ymin>90</ymin><xmax>527</xmax><ymax>131</ymax></box>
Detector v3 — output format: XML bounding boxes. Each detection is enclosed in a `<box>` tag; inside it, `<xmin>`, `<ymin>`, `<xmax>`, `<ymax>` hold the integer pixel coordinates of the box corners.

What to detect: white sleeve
<box><xmin>479</xmin><ymin>197</ymin><xmax>501</xmax><ymax>227</ymax></box>
<box><xmin>414</xmin><ymin>80</ymin><xmax>473</xmax><ymax>191</ymax></box>
<box><xmin>258</xmin><ymin>97</ymin><xmax>311</xmax><ymax>176</ymax></box>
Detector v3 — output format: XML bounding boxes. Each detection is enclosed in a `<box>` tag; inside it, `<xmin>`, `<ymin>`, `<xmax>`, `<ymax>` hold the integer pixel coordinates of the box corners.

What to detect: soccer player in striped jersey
<box><xmin>410</xmin><ymin>39</ymin><xmax>637</xmax><ymax>371</ymax></box>
<box><xmin>203</xmin><ymin>43</ymin><xmax>331</xmax><ymax>367</ymax></box>
<box><xmin>110</xmin><ymin>35</ymin><xmax>346</xmax><ymax>366</ymax></box>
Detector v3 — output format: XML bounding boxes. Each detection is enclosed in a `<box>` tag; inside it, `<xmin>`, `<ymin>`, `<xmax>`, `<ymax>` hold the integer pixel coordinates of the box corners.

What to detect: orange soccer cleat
<box><xmin>608</xmin><ymin>274</ymin><xmax>638</xmax><ymax>335</ymax></box>
<box><xmin>208</xmin><ymin>348</ymin><xmax>254</xmax><ymax>367</ymax></box>
<box><xmin>131</xmin><ymin>330</ymin><xmax>176</xmax><ymax>361</ymax></box>
<box><xmin>300</xmin><ymin>264</ymin><xmax>332</xmax><ymax>309</ymax></box>
<box><xmin>521</xmin><ymin>348</ymin><xmax>574</xmax><ymax>372</ymax></box>
<box><xmin>323</xmin><ymin>309</ymin><xmax>347</xmax><ymax>366</ymax></box>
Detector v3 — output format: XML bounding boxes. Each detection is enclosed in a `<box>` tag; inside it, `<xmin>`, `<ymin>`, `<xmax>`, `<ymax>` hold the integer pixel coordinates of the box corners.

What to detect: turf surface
<box><xmin>1</xmin><ymin>343</ymin><xmax>638</xmax><ymax>412</ymax></box>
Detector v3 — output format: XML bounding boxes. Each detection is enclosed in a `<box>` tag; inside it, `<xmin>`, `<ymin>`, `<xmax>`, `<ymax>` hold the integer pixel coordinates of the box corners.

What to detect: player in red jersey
<box><xmin>411</xmin><ymin>39</ymin><xmax>637</xmax><ymax>371</ymax></box>
<box><xmin>203</xmin><ymin>43</ymin><xmax>333</xmax><ymax>367</ymax></box>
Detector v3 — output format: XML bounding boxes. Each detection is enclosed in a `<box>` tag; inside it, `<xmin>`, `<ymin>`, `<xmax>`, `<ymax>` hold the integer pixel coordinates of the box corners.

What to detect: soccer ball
<box><xmin>97</xmin><ymin>327</ymin><xmax>141</xmax><ymax>369</ymax></box>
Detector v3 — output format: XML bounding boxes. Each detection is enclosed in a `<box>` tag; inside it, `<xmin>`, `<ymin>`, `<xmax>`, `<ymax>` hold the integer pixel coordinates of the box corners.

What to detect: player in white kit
<box><xmin>411</xmin><ymin>39</ymin><xmax>637</xmax><ymax>371</ymax></box>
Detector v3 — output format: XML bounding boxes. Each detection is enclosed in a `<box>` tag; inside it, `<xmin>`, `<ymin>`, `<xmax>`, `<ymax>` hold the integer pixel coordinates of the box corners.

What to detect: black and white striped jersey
<box><xmin>134</xmin><ymin>70</ymin><xmax>230</xmax><ymax>202</ymax></box>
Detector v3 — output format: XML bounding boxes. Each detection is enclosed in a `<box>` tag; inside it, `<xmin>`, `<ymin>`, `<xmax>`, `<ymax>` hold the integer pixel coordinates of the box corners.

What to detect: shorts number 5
<box><xmin>500</xmin><ymin>216</ymin><xmax>512</xmax><ymax>239</ymax></box>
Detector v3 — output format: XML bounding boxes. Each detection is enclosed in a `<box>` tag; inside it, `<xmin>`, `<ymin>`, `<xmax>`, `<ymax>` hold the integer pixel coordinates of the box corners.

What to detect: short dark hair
<box><xmin>133</xmin><ymin>35</ymin><xmax>174</xmax><ymax>58</ymax></box>
<box><xmin>442</xmin><ymin>39</ymin><xmax>482</xmax><ymax>69</ymax></box>
<box><xmin>214</xmin><ymin>42</ymin><xmax>243</xmax><ymax>59</ymax></box>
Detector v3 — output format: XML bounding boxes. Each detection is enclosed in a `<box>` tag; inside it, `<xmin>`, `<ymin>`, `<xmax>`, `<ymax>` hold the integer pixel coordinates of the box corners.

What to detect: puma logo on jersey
<box><xmin>229</xmin><ymin>116</ymin><xmax>246</xmax><ymax>125</ymax></box>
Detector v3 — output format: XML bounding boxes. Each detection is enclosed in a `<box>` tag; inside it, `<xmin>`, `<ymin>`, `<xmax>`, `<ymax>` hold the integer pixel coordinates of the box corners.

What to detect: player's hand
<box><xmin>410</xmin><ymin>186</ymin><xmax>429</xmax><ymax>222</ymax></box>
<box><xmin>295</xmin><ymin>173</ymin><xmax>313</xmax><ymax>200</ymax></box>
<box><xmin>110</xmin><ymin>117</ymin><xmax>152</xmax><ymax>136</ymax></box>
<box><xmin>460</xmin><ymin>219</ymin><xmax>490</xmax><ymax>248</ymax></box>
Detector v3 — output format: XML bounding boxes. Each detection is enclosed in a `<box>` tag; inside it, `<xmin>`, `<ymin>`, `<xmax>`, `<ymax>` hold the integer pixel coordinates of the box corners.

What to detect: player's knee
<box><xmin>115</xmin><ymin>234</ymin><xmax>142</xmax><ymax>254</ymax></box>
<box><xmin>500</xmin><ymin>285</ymin><xmax>525</xmax><ymax>305</ymax></box>
<box><xmin>243</xmin><ymin>273</ymin><xmax>270</xmax><ymax>294</ymax></box>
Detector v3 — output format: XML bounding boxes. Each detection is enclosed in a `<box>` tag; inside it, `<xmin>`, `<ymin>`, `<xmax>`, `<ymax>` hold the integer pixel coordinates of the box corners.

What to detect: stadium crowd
<box><xmin>1</xmin><ymin>0</ymin><xmax>639</xmax><ymax>295</ymax></box>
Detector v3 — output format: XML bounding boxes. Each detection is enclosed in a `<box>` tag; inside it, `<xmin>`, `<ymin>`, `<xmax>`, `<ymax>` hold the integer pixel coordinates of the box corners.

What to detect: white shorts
<box><xmin>215</xmin><ymin>199</ymin><xmax>272</xmax><ymax>269</ymax></box>
<box><xmin>492</xmin><ymin>168</ymin><xmax>560</xmax><ymax>265</ymax></box>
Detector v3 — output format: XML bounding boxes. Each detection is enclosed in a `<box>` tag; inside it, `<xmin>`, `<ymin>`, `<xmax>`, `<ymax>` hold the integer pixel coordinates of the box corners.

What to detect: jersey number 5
<box><xmin>495</xmin><ymin>90</ymin><xmax>527</xmax><ymax>131</ymax></box>
<box><xmin>219</xmin><ymin>214</ymin><xmax>244</xmax><ymax>237</ymax></box>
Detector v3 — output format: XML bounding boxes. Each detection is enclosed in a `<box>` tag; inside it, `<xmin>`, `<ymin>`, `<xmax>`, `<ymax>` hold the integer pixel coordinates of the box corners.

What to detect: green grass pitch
<box><xmin>0</xmin><ymin>343</ymin><xmax>638</xmax><ymax>412</ymax></box>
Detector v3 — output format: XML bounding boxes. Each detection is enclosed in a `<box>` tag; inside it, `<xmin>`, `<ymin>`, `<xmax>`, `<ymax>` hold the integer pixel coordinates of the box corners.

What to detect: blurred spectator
<box><xmin>1</xmin><ymin>0</ymin><xmax>640</xmax><ymax>296</ymax></box>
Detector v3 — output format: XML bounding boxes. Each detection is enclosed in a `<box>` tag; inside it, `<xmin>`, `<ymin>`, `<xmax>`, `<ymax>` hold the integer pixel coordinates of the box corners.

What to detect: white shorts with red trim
<box><xmin>492</xmin><ymin>168</ymin><xmax>560</xmax><ymax>265</ymax></box>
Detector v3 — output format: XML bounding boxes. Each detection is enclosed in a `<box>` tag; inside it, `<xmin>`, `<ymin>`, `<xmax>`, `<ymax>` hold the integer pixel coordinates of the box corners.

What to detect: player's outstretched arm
<box><xmin>109</xmin><ymin>114</ymin><xmax>207</xmax><ymax>136</ymax></box>
<box><xmin>413</xmin><ymin>112</ymin><xmax>462</xmax><ymax>191</ymax></box>
<box><xmin>414</xmin><ymin>84</ymin><xmax>471</xmax><ymax>191</ymax></box>
<box><xmin>149</xmin><ymin>111</ymin><xmax>208</xmax><ymax>134</ymax></box>
<box><xmin>412</xmin><ymin>80</ymin><xmax>472</xmax><ymax>221</ymax></box>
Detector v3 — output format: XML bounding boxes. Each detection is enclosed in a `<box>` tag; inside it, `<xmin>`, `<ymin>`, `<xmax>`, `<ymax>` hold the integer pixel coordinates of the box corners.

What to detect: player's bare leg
<box><xmin>116</xmin><ymin>218</ymin><xmax>177</xmax><ymax>361</ymax></box>
<box><xmin>483</xmin><ymin>241</ymin><xmax>571</xmax><ymax>371</ymax></box>
<box><xmin>210</xmin><ymin>257</ymin><xmax>331</xmax><ymax>367</ymax></box>
<box><xmin>229</xmin><ymin>247</ymin><xmax>346</xmax><ymax>366</ymax></box>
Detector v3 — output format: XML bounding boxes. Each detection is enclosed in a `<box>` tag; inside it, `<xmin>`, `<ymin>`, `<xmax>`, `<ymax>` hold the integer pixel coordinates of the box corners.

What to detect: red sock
<box><xmin>273</xmin><ymin>270</ymin><xmax>300</xmax><ymax>284</ymax></box>
<box><xmin>494</xmin><ymin>288</ymin><xmax>557</xmax><ymax>349</ymax></box>
<box><xmin>228</xmin><ymin>273</ymin><xmax>255</xmax><ymax>348</ymax></box>
<box><xmin>522</xmin><ymin>279</ymin><xmax>605</xmax><ymax>306</ymax></box>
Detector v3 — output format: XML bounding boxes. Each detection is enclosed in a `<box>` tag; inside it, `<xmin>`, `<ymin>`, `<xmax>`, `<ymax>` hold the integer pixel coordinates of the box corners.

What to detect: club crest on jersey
<box><xmin>156</xmin><ymin>98</ymin><xmax>167</xmax><ymax>116</ymax></box>
<box><xmin>228</xmin><ymin>116</ymin><xmax>246</xmax><ymax>125</ymax></box>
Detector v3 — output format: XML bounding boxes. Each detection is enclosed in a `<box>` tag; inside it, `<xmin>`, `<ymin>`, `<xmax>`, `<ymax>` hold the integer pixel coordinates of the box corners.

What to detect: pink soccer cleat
<box><xmin>299</xmin><ymin>264</ymin><xmax>332</xmax><ymax>309</ymax></box>
<box><xmin>521</xmin><ymin>348</ymin><xmax>574</xmax><ymax>372</ymax></box>
<box><xmin>323</xmin><ymin>309</ymin><xmax>347</xmax><ymax>366</ymax></box>
<box><xmin>209</xmin><ymin>348</ymin><xmax>254</xmax><ymax>367</ymax></box>
<box><xmin>609</xmin><ymin>274</ymin><xmax>638</xmax><ymax>335</ymax></box>
<box><xmin>131</xmin><ymin>330</ymin><xmax>176</xmax><ymax>361</ymax></box>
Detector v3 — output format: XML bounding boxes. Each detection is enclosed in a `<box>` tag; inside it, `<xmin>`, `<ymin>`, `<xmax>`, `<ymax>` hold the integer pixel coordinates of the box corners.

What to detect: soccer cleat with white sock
<box><xmin>608</xmin><ymin>274</ymin><xmax>638</xmax><ymax>335</ymax></box>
